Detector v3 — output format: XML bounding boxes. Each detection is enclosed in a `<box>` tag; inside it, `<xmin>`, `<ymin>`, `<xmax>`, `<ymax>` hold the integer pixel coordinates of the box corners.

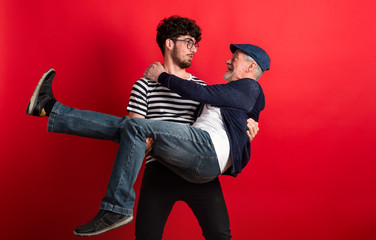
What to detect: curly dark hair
<box><xmin>156</xmin><ymin>15</ymin><xmax>202</xmax><ymax>55</ymax></box>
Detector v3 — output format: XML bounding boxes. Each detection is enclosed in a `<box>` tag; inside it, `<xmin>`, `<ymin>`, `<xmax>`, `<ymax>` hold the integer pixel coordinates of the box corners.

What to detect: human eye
<box><xmin>186</xmin><ymin>39</ymin><xmax>194</xmax><ymax>48</ymax></box>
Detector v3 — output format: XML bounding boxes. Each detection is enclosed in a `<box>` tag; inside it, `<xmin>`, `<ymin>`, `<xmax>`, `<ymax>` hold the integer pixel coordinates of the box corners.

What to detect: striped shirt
<box><xmin>127</xmin><ymin>74</ymin><xmax>206</xmax><ymax>162</ymax></box>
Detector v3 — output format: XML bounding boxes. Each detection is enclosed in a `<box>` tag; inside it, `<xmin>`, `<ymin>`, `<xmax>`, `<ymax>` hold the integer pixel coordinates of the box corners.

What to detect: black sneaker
<box><xmin>26</xmin><ymin>69</ymin><xmax>56</xmax><ymax>117</ymax></box>
<box><xmin>73</xmin><ymin>210</ymin><xmax>133</xmax><ymax>237</ymax></box>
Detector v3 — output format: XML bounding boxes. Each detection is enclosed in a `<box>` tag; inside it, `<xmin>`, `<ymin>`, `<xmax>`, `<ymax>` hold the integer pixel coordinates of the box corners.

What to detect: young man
<box><xmin>129</xmin><ymin>16</ymin><xmax>236</xmax><ymax>240</ymax></box>
<box><xmin>26</xmin><ymin>16</ymin><xmax>259</xmax><ymax>239</ymax></box>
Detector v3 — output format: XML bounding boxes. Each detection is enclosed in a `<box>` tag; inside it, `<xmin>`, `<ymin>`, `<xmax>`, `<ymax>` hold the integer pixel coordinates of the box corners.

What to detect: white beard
<box><xmin>223</xmin><ymin>70</ymin><xmax>233</xmax><ymax>82</ymax></box>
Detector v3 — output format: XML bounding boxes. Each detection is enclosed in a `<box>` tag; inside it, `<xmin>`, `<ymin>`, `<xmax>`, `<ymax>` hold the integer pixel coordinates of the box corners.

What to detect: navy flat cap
<box><xmin>230</xmin><ymin>44</ymin><xmax>270</xmax><ymax>71</ymax></box>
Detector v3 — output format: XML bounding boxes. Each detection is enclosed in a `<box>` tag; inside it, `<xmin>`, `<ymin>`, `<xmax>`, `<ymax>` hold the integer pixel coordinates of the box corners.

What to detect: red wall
<box><xmin>1</xmin><ymin>0</ymin><xmax>376</xmax><ymax>239</ymax></box>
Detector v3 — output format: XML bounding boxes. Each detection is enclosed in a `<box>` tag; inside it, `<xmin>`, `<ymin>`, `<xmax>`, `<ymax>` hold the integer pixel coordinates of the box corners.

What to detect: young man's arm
<box><xmin>128</xmin><ymin>112</ymin><xmax>154</xmax><ymax>154</ymax></box>
<box><xmin>128</xmin><ymin>112</ymin><xmax>144</xmax><ymax>118</ymax></box>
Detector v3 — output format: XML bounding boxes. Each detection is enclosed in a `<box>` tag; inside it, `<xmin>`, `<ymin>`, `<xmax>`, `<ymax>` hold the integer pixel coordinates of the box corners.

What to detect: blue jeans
<box><xmin>48</xmin><ymin>102</ymin><xmax>221</xmax><ymax>215</ymax></box>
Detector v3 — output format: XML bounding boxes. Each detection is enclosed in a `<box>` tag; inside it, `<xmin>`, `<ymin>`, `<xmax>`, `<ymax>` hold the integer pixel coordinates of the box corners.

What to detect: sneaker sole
<box><xmin>73</xmin><ymin>215</ymin><xmax>134</xmax><ymax>237</ymax></box>
<box><xmin>26</xmin><ymin>69</ymin><xmax>55</xmax><ymax>115</ymax></box>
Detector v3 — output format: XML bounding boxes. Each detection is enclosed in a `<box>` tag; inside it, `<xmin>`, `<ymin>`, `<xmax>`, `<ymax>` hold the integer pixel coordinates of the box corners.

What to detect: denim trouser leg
<box><xmin>47</xmin><ymin>102</ymin><xmax>126</xmax><ymax>142</ymax></box>
<box><xmin>100</xmin><ymin>117</ymin><xmax>221</xmax><ymax>215</ymax></box>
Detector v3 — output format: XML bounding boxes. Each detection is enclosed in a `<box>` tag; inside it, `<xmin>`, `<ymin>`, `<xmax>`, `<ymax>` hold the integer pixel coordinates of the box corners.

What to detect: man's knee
<box><xmin>122</xmin><ymin>117</ymin><xmax>144</xmax><ymax>137</ymax></box>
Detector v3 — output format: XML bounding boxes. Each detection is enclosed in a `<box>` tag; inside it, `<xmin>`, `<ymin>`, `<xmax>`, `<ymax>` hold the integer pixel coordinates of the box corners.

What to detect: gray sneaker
<box><xmin>26</xmin><ymin>68</ymin><xmax>55</xmax><ymax>117</ymax></box>
<box><xmin>73</xmin><ymin>210</ymin><xmax>133</xmax><ymax>237</ymax></box>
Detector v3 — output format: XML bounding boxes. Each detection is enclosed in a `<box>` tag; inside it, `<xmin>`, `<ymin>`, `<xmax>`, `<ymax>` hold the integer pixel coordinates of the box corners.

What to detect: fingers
<box><xmin>247</xmin><ymin>118</ymin><xmax>259</xmax><ymax>141</ymax></box>
<box><xmin>144</xmin><ymin>64</ymin><xmax>157</xmax><ymax>80</ymax></box>
<box><xmin>144</xmin><ymin>62</ymin><xmax>165</xmax><ymax>81</ymax></box>
<box><xmin>145</xmin><ymin>137</ymin><xmax>154</xmax><ymax>155</ymax></box>
<box><xmin>144</xmin><ymin>65</ymin><xmax>152</xmax><ymax>78</ymax></box>
<box><xmin>247</xmin><ymin>130</ymin><xmax>253</xmax><ymax>141</ymax></box>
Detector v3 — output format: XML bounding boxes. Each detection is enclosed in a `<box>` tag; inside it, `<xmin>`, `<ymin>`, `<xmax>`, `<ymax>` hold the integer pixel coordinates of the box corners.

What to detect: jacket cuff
<box><xmin>158</xmin><ymin>72</ymin><xmax>170</xmax><ymax>85</ymax></box>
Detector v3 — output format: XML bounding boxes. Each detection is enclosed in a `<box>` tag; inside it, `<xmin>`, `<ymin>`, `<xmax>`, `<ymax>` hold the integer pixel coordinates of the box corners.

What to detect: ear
<box><xmin>246</xmin><ymin>62</ymin><xmax>256</xmax><ymax>73</ymax></box>
<box><xmin>165</xmin><ymin>39</ymin><xmax>174</xmax><ymax>51</ymax></box>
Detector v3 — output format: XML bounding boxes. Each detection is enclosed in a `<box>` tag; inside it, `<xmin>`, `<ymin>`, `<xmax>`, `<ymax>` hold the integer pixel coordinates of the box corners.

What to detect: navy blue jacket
<box><xmin>158</xmin><ymin>72</ymin><xmax>265</xmax><ymax>177</ymax></box>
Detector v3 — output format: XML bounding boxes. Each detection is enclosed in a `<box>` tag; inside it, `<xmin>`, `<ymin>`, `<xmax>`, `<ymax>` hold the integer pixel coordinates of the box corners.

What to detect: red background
<box><xmin>1</xmin><ymin>0</ymin><xmax>376</xmax><ymax>239</ymax></box>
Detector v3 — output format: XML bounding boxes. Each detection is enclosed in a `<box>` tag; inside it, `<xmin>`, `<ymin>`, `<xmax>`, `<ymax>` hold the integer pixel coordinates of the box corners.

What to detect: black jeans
<box><xmin>135</xmin><ymin>162</ymin><xmax>231</xmax><ymax>240</ymax></box>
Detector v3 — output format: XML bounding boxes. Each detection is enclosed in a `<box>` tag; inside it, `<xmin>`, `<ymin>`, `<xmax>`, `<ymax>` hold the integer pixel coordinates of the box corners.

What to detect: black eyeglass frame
<box><xmin>171</xmin><ymin>38</ymin><xmax>199</xmax><ymax>50</ymax></box>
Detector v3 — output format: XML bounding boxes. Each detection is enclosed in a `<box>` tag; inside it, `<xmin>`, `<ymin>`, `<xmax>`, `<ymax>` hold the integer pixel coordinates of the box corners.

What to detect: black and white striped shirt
<box><xmin>127</xmin><ymin>75</ymin><xmax>206</xmax><ymax>123</ymax></box>
<box><xmin>127</xmin><ymin>75</ymin><xmax>206</xmax><ymax>162</ymax></box>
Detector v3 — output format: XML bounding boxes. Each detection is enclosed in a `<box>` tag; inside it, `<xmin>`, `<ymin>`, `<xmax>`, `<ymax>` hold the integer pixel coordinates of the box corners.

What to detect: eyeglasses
<box><xmin>171</xmin><ymin>38</ymin><xmax>199</xmax><ymax>50</ymax></box>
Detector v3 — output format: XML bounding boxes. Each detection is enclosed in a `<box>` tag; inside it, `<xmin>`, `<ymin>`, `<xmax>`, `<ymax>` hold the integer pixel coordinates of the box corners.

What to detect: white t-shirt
<box><xmin>193</xmin><ymin>104</ymin><xmax>231</xmax><ymax>173</ymax></box>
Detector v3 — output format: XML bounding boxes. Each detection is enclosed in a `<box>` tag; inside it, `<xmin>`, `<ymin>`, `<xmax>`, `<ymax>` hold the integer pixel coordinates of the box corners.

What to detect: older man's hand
<box><xmin>247</xmin><ymin>118</ymin><xmax>259</xmax><ymax>141</ymax></box>
<box><xmin>144</xmin><ymin>62</ymin><xmax>166</xmax><ymax>82</ymax></box>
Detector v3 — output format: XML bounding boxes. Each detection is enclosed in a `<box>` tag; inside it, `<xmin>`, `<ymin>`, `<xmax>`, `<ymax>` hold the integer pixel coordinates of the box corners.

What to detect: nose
<box><xmin>226</xmin><ymin>59</ymin><xmax>231</xmax><ymax>65</ymax></box>
<box><xmin>190</xmin><ymin>46</ymin><xmax>198</xmax><ymax>53</ymax></box>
